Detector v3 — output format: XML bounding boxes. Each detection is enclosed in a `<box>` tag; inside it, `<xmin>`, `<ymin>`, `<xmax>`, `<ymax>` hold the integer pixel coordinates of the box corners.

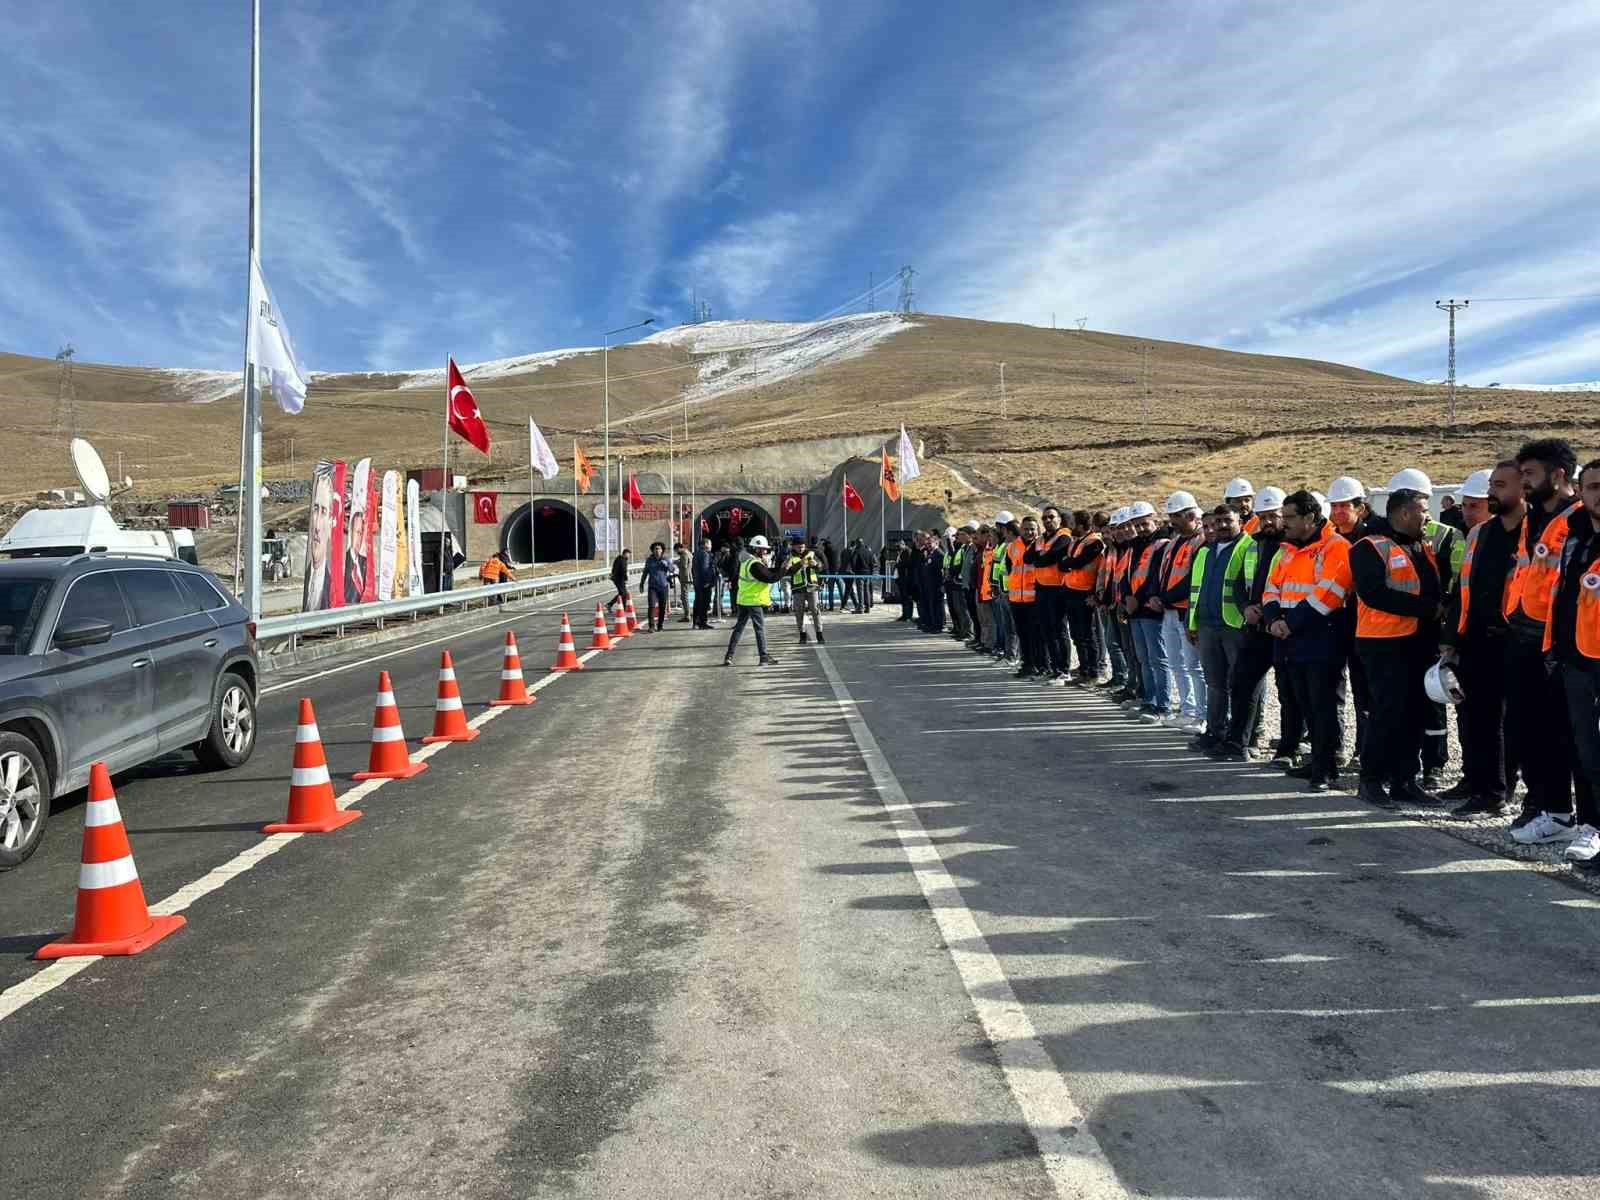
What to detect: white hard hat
<box><xmin>1328</xmin><ymin>476</ymin><xmax>1365</xmax><ymax>504</ymax></box>
<box><xmin>1426</xmin><ymin>660</ymin><xmax>1465</xmax><ymax>706</ymax></box>
<box><xmin>964</xmin><ymin>519</ymin><xmax>980</xmax><ymax>531</ymax></box>
<box><xmin>944</xmin><ymin>526</ymin><xmax>957</xmax><ymax>537</ymax></box>
<box><xmin>1163</xmin><ymin>490</ymin><xmax>1200</xmax><ymax>515</ymax></box>
<box><xmin>1255</xmin><ymin>486</ymin><xmax>1286</xmax><ymax>512</ymax></box>
<box><xmin>1386</xmin><ymin>468</ymin><xmax>1433</xmax><ymax>494</ymax></box>
<box><xmin>748</xmin><ymin>535</ymin><xmax>770</xmax><ymax>551</ymax></box>
<box><xmin>1461</xmin><ymin>469</ymin><xmax>1492</xmax><ymax>499</ymax></box>
<box><xmin>994</xmin><ymin>510</ymin><xmax>1015</xmax><ymax>526</ymax></box>
<box><xmin>1110</xmin><ymin>507</ymin><xmax>1128</xmax><ymax>525</ymax></box>
<box><xmin>1129</xmin><ymin>500</ymin><xmax>1157</xmax><ymax>519</ymax></box>
<box><xmin>1309</xmin><ymin>491</ymin><xmax>1329</xmax><ymax>516</ymax></box>
<box><xmin>1224</xmin><ymin>477</ymin><xmax>1255</xmax><ymax>500</ymax></box>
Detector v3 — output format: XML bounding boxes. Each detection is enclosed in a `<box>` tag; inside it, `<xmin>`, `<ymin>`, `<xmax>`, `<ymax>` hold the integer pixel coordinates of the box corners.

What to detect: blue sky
<box><xmin>4</xmin><ymin>1</ymin><xmax>1600</xmax><ymax>384</ymax></box>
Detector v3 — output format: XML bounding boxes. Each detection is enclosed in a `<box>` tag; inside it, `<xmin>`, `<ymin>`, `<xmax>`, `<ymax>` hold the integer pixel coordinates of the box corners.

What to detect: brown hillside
<box><xmin>1</xmin><ymin>316</ymin><xmax>1592</xmax><ymax>516</ymax></box>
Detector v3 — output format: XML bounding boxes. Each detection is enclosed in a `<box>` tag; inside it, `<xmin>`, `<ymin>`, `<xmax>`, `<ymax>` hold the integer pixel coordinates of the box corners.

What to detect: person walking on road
<box><xmin>787</xmin><ymin>533</ymin><xmax>826</xmax><ymax>644</ymax></box>
<box><xmin>723</xmin><ymin>536</ymin><xmax>787</xmax><ymax>666</ymax></box>
<box><xmin>640</xmin><ymin>542</ymin><xmax>674</xmax><ymax>632</ymax></box>
<box><xmin>609</xmin><ymin>548</ymin><xmax>632</xmax><ymax>612</ymax></box>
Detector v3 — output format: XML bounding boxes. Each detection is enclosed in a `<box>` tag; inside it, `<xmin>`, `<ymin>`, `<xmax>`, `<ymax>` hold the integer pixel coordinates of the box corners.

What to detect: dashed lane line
<box><xmin>0</xmin><ymin>642</ymin><xmax>604</xmax><ymax>1026</ymax></box>
<box><xmin>814</xmin><ymin>644</ymin><xmax>1131</xmax><ymax>1200</ymax></box>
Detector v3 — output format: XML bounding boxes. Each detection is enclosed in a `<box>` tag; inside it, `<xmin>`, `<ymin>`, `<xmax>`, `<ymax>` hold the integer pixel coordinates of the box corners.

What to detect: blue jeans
<box><xmin>1162</xmin><ymin>608</ymin><xmax>1207</xmax><ymax>720</ymax></box>
<box><xmin>1132</xmin><ymin>617</ymin><xmax>1172</xmax><ymax>712</ymax></box>
<box><xmin>724</xmin><ymin>604</ymin><xmax>769</xmax><ymax>660</ymax></box>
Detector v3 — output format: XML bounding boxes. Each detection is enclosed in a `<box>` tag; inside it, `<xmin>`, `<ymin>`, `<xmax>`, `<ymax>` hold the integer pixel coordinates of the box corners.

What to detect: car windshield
<box><xmin>0</xmin><ymin>579</ymin><xmax>52</xmax><ymax>654</ymax></box>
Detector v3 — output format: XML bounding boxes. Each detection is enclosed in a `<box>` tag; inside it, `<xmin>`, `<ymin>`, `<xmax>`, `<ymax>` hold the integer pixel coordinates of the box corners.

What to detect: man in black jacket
<box><xmin>609</xmin><ymin>549</ymin><xmax>632</xmax><ymax>610</ymax></box>
<box><xmin>691</xmin><ymin>536</ymin><xmax>719</xmax><ymax>629</ymax></box>
<box><xmin>1544</xmin><ymin>459</ymin><xmax>1600</xmax><ymax>865</ymax></box>
<box><xmin>1350</xmin><ymin>477</ymin><xmax>1442</xmax><ymax>808</ymax></box>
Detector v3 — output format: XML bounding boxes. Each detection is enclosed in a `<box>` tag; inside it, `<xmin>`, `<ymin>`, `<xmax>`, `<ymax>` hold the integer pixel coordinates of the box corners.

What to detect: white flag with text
<box><xmin>249</xmin><ymin>256</ymin><xmax>310</xmax><ymax>414</ymax></box>
<box><xmin>528</xmin><ymin>417</ymin><xmax>559</xmax><ymax>480</ymax></box>
<box><xmin>897</xmin><ymin>424</ymin><xmax>921</xmax><ymax>481</ymax></box>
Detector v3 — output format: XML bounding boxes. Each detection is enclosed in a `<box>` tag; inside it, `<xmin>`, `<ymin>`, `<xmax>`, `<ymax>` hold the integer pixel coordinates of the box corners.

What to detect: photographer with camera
<box><xmin>722</xmin><ymin>535</ymin><xmax>790</xmax><ymax>666</ymax></box>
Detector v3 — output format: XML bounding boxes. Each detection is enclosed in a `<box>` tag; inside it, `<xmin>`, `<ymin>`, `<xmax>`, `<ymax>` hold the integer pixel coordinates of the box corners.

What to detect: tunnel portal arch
<box><xmin>503</xmin><ymin>499</ymin><xmax>595</xmax><ymax>563</ymax></box>
<box><xmin>696</xmin><ymin>498</ymin><xmax>780</xmax><ymax>552</ymax></box>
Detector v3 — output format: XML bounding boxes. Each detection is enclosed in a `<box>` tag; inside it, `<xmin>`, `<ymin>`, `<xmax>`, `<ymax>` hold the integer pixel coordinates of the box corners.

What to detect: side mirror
<box><xmin>54</xmin><ymin>618</ymin><xmax>115</xmax><ymax>649</ymax></box>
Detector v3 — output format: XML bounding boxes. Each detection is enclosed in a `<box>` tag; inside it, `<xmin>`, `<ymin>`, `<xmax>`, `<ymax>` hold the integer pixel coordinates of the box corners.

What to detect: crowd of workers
<box><xmin>884</xmin><ymin>438</ymin><xmax>1600</xmax><ymax>870</ymax></box>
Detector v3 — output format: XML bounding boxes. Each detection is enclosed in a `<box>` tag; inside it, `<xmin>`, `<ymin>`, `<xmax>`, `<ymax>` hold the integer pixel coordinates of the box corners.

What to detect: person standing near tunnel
<box><xmin>723</xmin><ymin>536</ymin><xmax>789</xmax><ymax>666</ymax></box>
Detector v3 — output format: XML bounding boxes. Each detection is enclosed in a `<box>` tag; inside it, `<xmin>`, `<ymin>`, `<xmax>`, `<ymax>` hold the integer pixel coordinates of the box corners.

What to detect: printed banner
<box><xmin>393</xmin><ymin>475</ymin><xmax>410</xmax><ymax>599</ymax></box>
<box><xmin>344</xmin><ymin>458</ymin><xmax>377</xmax><ymax>605</ymax></box>
<box><xmin>303</xmin><ymin>459</ymin><xmax>347</xmax><ymax>612</ymax></box>
<box><xmin>378</xmin><ymin>470</ymin><xmax>400</xmax><ymax>601</ymax></box>
<box><xmin>406</xmin><ymin>480</ymin><xmax>425</xmax><ymax>597</ymax></box>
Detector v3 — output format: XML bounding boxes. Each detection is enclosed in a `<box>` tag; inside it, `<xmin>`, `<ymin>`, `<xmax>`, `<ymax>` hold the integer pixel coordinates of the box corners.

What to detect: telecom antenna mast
<box><xmin>1435</xmin><ymin>298</ymin><xmax>1469</xmax><ymax>430</ymax></box>
<box><xmin>52</xmin><ymin>344</ymin><xmax>78</xmax><ymax>437</ymax></box>
<box><xmin>896</xmin><ymin>266</ymin><xmax>916</xmax><ymax>314</ymax></box>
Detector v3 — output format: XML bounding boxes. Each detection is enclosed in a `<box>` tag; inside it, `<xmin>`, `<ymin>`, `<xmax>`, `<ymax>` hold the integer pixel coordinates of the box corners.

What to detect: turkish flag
<box><xmin>446</xmin><ymin>358</ymin><xmax>491</xmax><ymax>454</ymax></box>
<box><xmin>779</xmin><ymin>492</ymin><xmax>803</xmax><ymax>523</ymax></box>
<box><xmin>624</xmin><ymin>473</ymin><xmax>643</xmax><ymax>511</ymax></box>
<box><xmin>843</xmin><ymin>480</ymin><xmax>864</xmax><ymax>512</ymax></box>
<box><xmin>472</xmin><ymin>492</ymin><xmax>499</xmax><ymax>524</ymax></box>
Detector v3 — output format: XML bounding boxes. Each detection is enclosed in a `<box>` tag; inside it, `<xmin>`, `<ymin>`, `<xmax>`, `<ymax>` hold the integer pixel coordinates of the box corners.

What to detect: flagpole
<box><xmin>572</xmin><ymin>440</ymin><xmax>579</xmax><ymax>564</ymax></box>
<box><xmin>528</xmin><ymin>420</ymin><xmax>536</xmax><ymax>568</ymax></box>
<box><xmin>235</xmin><ymin>0</ymin><xmax>263</xmax><ymax>618</ymax></box>
<box><xmin>439</xmin><ymin>358</ymin><xmax>449</xmax><ymax>592</ymax></box>
<box><xmin>668</xmin><ymin>431</ymin><xmax>675</xmax><ymax>551</ymax></box>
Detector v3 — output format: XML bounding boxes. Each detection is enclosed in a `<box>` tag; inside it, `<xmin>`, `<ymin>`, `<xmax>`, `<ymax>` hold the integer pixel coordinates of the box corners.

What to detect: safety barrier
<box><xmin>255</xmin><ymin>568</ymin><xmax>611</xmax><ymax>653</ymax></box>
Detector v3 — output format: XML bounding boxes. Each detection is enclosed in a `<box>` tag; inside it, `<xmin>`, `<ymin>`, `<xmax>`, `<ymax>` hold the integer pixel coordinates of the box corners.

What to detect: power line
<box><xmin>1466</xmin><ymin>292</ymin><xmax>1600</xmax><ymax>303</ymax></box>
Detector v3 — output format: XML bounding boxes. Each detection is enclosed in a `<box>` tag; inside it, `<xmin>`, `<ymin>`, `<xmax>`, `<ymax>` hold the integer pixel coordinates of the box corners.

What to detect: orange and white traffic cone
<box><xmin>610</xmin><ymin>601</ymin><xmax>631</xmax><ymax>642</ymax></box>
<box><xmin>36</xmin><ymin>762</ymin><xmax>186</xmax><ymax>959</ymax></box>
<box><xmin>353</xmin><ymin>670</ymin><xmax>428</xmax><ymax>780</ymax></box>
<box><xmin>423</xmin><ymin>650</ymin><xmax>480</xmax><ymax>743</ymax></box>
<box><xmin>265</xmin><ymin>699</ymin><xmax>362</xmax><ymax>833</ymax></box>
<box><xmin>551</xmin><ymin>613</ymin><xmax>583</xmax><ymax>671</ymax></box>
<box><xmin>490</xmin><ymin>631</ymin><xmax>535</xmax><ymax>706</ymax></box>
<box><xmin>588</xmin><ymin>601</ymin><xmax>613</xmax><ymax>651</ymax></box>
<box><xmin>625</xmin><ymin>596</ymin><xmax>640</xmax><ymax>633</ymax></box>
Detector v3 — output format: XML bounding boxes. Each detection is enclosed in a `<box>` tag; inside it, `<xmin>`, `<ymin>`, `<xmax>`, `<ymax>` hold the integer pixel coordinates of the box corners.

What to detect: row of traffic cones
<box><xmin>36</xmin><ymin>609</ymin><xmax>623</xmax><ymax>962</ymax></box>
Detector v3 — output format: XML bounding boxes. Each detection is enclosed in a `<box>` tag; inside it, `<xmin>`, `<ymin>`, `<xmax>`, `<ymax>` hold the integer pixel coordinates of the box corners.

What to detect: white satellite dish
<box><xmin>69</xmin><ymin>437</ymin><xmax>111</xmax><ymax>504</ymax></box>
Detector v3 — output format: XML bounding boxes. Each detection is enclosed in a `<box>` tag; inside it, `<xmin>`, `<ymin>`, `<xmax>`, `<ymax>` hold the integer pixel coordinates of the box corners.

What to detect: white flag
<box><xmin>528</xmin><ymin>417</ymin><xmax>559</xmax><ymax>480</ymax></box>
<box><xmin>248</xmin><ymin>256</ymin><xmax>310</xmax><ymax>414</ymax></box>
<box><xmin>897</xmin><ymin>424</ymin><xmax>921</xmax><ymax>481</ymax></box>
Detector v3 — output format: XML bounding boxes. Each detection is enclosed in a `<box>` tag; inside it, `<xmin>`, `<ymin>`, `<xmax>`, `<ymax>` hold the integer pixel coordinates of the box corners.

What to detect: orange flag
<box><xmin>880</xmin><ymin>445</ymin><xmax>900</xmax><ymax>502</ymax></box>
<box><xmin>574</xmin><ymin>444</ymin><xmax>595</xmax><ymax>494</ymax></box>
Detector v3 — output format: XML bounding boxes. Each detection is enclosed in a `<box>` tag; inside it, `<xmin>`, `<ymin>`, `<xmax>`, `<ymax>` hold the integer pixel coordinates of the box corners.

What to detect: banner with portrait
<box><xmin>303</xmin><ymin>459</ymin><xmax>347</xmax><ymax>612</ymax></box>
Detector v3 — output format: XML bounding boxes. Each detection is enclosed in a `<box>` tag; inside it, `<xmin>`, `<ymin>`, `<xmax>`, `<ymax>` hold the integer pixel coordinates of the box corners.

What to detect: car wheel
<box><xmin>0</xmin><ymin>731</ymin><xmax>51</xmax><ymax>871</ymax></box>
<box><xmin>195</xmin><ymin>672</ymin><xmax>256</xmax><ymax>770</ymax></box>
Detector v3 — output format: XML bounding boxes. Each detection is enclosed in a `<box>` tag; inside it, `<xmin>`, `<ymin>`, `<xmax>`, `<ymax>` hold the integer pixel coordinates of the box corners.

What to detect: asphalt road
<box><xmin>3</xmin><ymin>598</ymin><xmax>1598</xmax><ymax>1198</ymax></box>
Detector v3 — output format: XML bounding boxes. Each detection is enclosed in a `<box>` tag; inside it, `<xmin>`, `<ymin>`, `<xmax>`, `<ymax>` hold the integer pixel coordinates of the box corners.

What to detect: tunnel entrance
<box><xmin>503</xmin><ymin>499</ymin><xmax>595</xmax><ymax>563</ymax></box>
<box><xmin>697</xmin><ymin>498</ymin><xmax>780</xmax><ymax>553</ymax></box>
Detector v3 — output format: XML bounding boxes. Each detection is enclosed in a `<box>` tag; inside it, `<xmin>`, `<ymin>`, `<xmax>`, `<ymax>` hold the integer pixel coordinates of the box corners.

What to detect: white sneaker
<box><xmin>1510</xmin><ymin>812</ymin><xmax>1578</xmax><ymax>845</ymax></box>
<box><xmin>1160</xmin><ymin>712</ymin><xmax>1187</xmax><ymax>729</ymax></box>
<box><xmin>1140</xmin><ymin>711</ymin><xmax>1164</xmax><ymax>725</ymax></box>
<box><xmin>1052</xmin><ymin>675</ymin><xmax>1071</xmax><ymax>687</ymax></box>
<box><xmin>1183</xmin><ymin>718</ymin><xmax>1208</xmax><ymax>734</ymax></box>
<box><xmin>1563</xmin><ymin>824</ymin><xmax>1600</xmax><ymax>861</ymax></box>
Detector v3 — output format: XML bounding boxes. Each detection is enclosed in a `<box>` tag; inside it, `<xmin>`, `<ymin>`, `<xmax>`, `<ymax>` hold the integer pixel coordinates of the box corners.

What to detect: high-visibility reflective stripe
<box><xmin>1424</xmin><ymin>728</ymin><xmax>1447</xmax><ymax>736</ymax></box>
<box><xmin>291</xmin><ymin>765</ymin><xmax>331</xmax><ymax>788</ymax></box>
<box><xmin>501</xmin><ymin>669</ymin><xmax>524</xmax><ymax>680</ymax></box>
<box><xmin>84</xmin><ymin>798</ymin><xmax>122</xmax><ymax>828</ymax></box>
<box><xmin>1321</xmin><ymin>580</ymin><xmax>1347</xmax><ymax>598</ymax></box>
<box><xmin>375</xmin><ymin>691</ymin><xmax>396</xmax><ymax>708</ymax></box>
<box><xmin>79</xmin><ymin>855</ymin><xmax>138</xmax><ymax>890</ymax></box>
<box><xmin>438</xmin><ymin>668</ymin><xmax>456</xmax><ymax>681</ymax></box>
<box><xmin>295</xmin><ymin>722</ymin><xmax>320</xmax><ymax>743</ymax></box>
<box><xmin>1279</xmin><ymin>582</ymin><xmax>1315</xmax><ymax>595</ymax></box>
<box><xmin>435</xmin><ymin>696</ymin><xmax>463</xmax><ymax>711</ymax></box>
<box><xmin>1307</xmin><ymin>595</ymin><xmax>1335</xmax><ymax>616</ymax></box>
<box><xmin>371</xmin><ymin>724</ymin><xmax>405</xmax><ymax>743</ymax></box>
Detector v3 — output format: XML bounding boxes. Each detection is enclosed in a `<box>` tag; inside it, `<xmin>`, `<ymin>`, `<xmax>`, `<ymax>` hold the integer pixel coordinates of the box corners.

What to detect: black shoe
<box><xmin>1359</xmin><ymin>779</ymin><xmax>1396</xmax><ymax>809</ymax></box>
<box><xmin>1286</xmin><ymin>763</ymin><xmax>1317</xmax><ymax>780</ymax></box>
<box><xmin>799</xmin><ymin>631</ymin><xmax>810</xmax><ymax>644</ymax></box>
<box><xmin>1509</xmin><ymin>805</ymin><xmax>1539</xmax><ymax>829</ymax></box>
<box><xmin>816</xmin><ymin>633</ymin><xmax>825</xmax><ymax>644</ymax></box>
<box><xmin>1421</xmin><ymin>770</ymin><xmax>1447</xmax><ymax>794</ymax></box>
<box><xmin>722</xmin><ymin>657</ymin><xmax>733</xmax><ymax>666</ymax></box>
<box><xmin>1451</xmin><ymin>794</ymin><xmax>1507</xmax><ymax>818</ymax></box>
<box><xmin>1270</xmin><ymin>750</ymin><xmax>1300</xmax><ymax>769</ymax></box>
<box><xmin>1308</xmin><ymin>778</ymin><xmax>1332</xmax><ymax>793</ymax></box>
<box><xmin>760</xmin><ymin>655</ymin><xmax>782</xmax><ymax>665</ymax></box>
<box><xmin>1189</xmin><ymin>735</ymin><xmax>1218</xmax><ymax>752</ymax></box>
<box><xmin>1436</xmin><ymin>779</ymin><xmax>1475</xmax><ymax>802</ymax></box>
<box><xmin>1222</xmin><ymin>743</ymin><xmax>1253</xmax><ymax>763</ymax></box>
<box><xmin>1391</xmin><ymin>779</ymin><xmax>1443</xmax><ymax>807</ymax></box>
<box><xmin>1014</xmin><ymin>669</ymin><xmax>1036</xmax><ymax>680</ymax></box>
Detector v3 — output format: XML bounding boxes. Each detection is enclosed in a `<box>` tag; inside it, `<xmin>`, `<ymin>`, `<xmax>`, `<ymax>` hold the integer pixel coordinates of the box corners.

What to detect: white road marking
<box><xmin>1328</xmin><ymin>1069</ymin><xmax>1600</xmax><ymax>1094</ymax></box>
<box><xmin>814</xmin><ymin>645</ymin><xmax>1130</xmax><ymax>1199</ymax></box>
<box><xmin>0</xmin><ymin>625</ymin><xmax>604</xmax><ymax>1027</ymax></box>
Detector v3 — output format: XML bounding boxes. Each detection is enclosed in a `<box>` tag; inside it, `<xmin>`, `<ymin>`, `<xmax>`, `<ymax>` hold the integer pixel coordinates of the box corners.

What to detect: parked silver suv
<box><xmin>0</xmin><ymin>556</ymin><xmax>258</xmax><ymax>870</ymax></box>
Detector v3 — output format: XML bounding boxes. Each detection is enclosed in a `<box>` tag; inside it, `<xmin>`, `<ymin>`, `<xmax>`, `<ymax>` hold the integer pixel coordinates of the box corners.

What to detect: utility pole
<box><xmin>1435</xmin><ymin>298</ymin><xmax>1469</xmax><ymax>430</ymax></box>
<box><xmin>1076</xmin><ymin>317</ymin><xmax>1088</xmax><ymax>332</ymax></box>
<box><xmin>52</xmin><ymin>344</ymin><xmax>77</xmax><ymax>437</ymax></box>
<box><xmin>999</xmin><ymin>361</ymin><xmax>1007</xmax><ymax>420</ymax></box>
<box><xmin>897</xmin><ymin>266</ymin><xmax>916</xmax><ymax>314</ymax></box>
<box><xmin>1141</xmin><ymin>344</ymin><xmax>1152</xmax><ymax>424</ymax></box>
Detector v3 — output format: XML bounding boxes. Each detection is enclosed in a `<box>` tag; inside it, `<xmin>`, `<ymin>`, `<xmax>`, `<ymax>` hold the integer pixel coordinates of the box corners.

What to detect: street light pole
<box><xmin>999</xmin><ymin>361</ymin><xmax>1006</xmax><ymax>420</ymax></box>
<box><xmin>602</xmin><ymin>317</ymin><xmax>654</xmax><ymax>555</ymax></box>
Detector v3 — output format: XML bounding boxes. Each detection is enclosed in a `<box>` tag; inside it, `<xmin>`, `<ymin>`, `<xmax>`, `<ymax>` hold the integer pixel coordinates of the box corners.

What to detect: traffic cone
<box><xmin>490</xmin><ymin>631</ymin><xmax>536</xmax><ymax>706</ymax></box>
<box><xmin>625</xmin><ymin>596</ymin><xmax>640</xmax><ymax>633</ymax></box>
<box><xmin>36</xmin><ymin>763</ymin><xmax>186</xmax><ymax>959</ymax></box>
<box><xmin>265</xmin><ymin>699</ymin><xmax>362</xmax><ymax>833</ymax></box>
<box><xmin>422</xmin><ymin>650</ymin><xmax>480</xmax><ymax>743</ymax></box>
<box><xmin>588</xmin><ymin>602</ymin><xmax>613</xmax><ymax>651</ymax></box>
<box><xmin>610</xmin><ymin>601</ymin><xmax>631</xmax><ymax>642</ymax></box>
<box><xmin>551</xmin><ymin>613</ymin><xmax>584</xmax><ymax>671</ymax></box>
<box><xmin>353</xmin><ymin>670</ymin><xmax>428</xmax><ymax>780</ymax></box>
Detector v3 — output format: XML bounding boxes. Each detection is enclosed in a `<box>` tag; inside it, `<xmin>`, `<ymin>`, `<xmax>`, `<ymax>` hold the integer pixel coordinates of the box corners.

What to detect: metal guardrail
<box><xmin>255</xmin><ymin>568</ymin><xmax>611</xmax><ymax>650</ymax></box>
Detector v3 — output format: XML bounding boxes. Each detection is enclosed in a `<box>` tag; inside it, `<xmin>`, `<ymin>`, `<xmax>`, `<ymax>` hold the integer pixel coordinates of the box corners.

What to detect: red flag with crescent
<box><xmin>446</xmin><ymin>357</ymin><xmax>491</xmax><ymax>454</ymax></box>
<box><xmin>472</xmin><ymin>492</ymin><xmax>499</xmax><ymax>524</ymax></box>
<box><xmin>779</xmin><ymin>492</ymin><xmax>803</xmax><ymax>523</ymax></box>
<box><xmin>843</xmin><ymin>480</ymin><xmax>864</xmax><ymax>512</ymax></box>
<box><xmin>624</xmin><ymin>473</ymin><xmax>644</xmax><ymax>511</ymax></box>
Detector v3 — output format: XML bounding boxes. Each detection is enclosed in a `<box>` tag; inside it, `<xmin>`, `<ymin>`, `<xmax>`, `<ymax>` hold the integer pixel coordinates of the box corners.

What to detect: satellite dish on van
<box><xmin>69</xmin><ymin>437</ymin><xmax>111</xmax><ymax>504</ymax></box>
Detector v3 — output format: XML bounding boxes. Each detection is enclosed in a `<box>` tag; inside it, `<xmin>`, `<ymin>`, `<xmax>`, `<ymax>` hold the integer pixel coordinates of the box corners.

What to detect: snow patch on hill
<box><xmin>157</xmin><ymin>368</ymin><xmax>246</xmax><ymax>405</ymax></box>
<box><xmin>394</xmin><ymin>347</ymin><xmax>595</xmax><ymax>391</ymax></box>
<box><xmin>1496</xmin><ymin>380</ymin><xmax>1600</xmax><ymax>392</ymax></box>
<box><xmin>644</xmin><ymin>311</ymin><xmax>912</xmax><ymax>403</ymax></box>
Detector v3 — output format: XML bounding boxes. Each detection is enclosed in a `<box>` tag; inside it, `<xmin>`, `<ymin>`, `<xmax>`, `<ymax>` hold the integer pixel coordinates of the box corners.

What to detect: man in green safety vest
<box><xmin>723</xmin><ymin>535</ymin><xmax>790</xmax><ymax>666</ymax></box>
<box><xmin>788</xmin><ymin>532</ymin><xmax>826</xmax><ymax>644</ymax></box>
<box><xmin>1185</xmin><ymin>505</ymin><xmax>1248</xmax><ymax>752</ymax></box>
